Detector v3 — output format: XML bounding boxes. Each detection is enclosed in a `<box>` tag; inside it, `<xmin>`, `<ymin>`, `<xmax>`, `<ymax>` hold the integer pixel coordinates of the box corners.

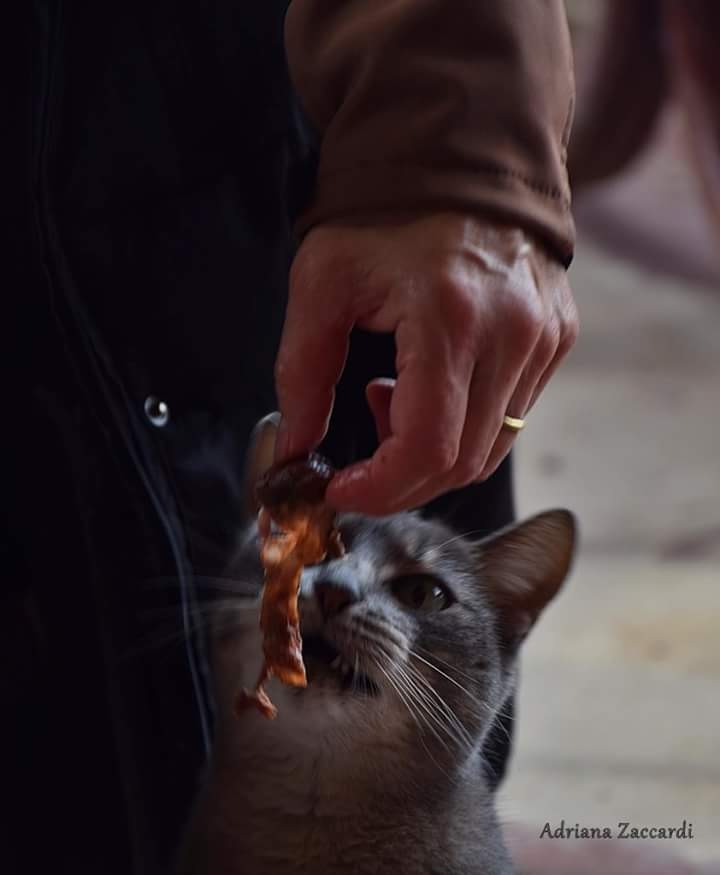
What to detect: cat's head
<box><xmin>214</xmin><ymin>415</ymin><xmax>576</xmax><ymax>780</ymax></box>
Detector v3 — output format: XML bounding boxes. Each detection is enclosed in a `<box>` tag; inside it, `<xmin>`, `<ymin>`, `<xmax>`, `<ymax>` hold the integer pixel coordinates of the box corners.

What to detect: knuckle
<box><xmin>273</xmin><ymin>356</ymin><xmax>290</xmax><ymax>390</ymax></box>
<box><xmin>476</xmin><ymin>461</ymin><xmax>497</xmax><ymax>483</ymax></box>
<box><xmin>448</xmin><ymin>286</ymin><xmax>480</xmax><ymax>326</ymax></box>
<box><xmin>560</xmin><ymin>305</ymin><xmax>580</xmax><ymax>354</ymax></box>
<box><xmin>273</xmin><ymin>355</ymin><xmax>295</xmax><ymax>393</ymax></box>
<box><xmin>454</xmin><ymin>456</ymin><xmax>486</xmax><ymax>486</ymax></box>
<box><xmin>557</xmin><ymin>328</ymin><xmax>577</xmax><ymax>360</ymax></box>
<box><xmin>425</xmin><ymin>438</ymin><xmax>460</xmax><ymax>474</ymax></box>
<box><xmin>508</xmin><ymin>294</ymin><xmax>544</xmax><ymax>349</ymax></box>
<box><xmin>555</xmin><ymin>320</ymin><xmax>579</xmax><ymax>361</ymax></box>
<box><xmin>536</xmin><ymin>324</ymin><xmax>559</xmax><ymax>363</ymax></box>
<box><xmin>479</xmin><ymin>446</ymin><xmax>507</xmax><ymax>481</ymax></box>
<box><xmin>437</xmin><ymin>280</ymin><xmax>481</xmax><ymax>337</ymax></box>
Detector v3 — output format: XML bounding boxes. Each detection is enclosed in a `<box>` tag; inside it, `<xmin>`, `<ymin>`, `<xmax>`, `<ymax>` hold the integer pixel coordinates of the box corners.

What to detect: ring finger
<box><xmin>476</xmin><ymin>330</ymin><xmax>560</xmax><ymax>481</ymax></box>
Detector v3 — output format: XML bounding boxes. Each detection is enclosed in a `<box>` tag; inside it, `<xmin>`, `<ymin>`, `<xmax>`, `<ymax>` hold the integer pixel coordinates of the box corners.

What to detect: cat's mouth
<box><xmin>302</xmin><ymin>635</ymin><xmax>380</xmax><ymax>697</ymax></box>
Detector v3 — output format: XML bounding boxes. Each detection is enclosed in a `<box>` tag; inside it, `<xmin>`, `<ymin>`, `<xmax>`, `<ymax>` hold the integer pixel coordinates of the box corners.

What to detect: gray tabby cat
<box><xmin>178</xmin><ymin>418</ymin><xmax>576</xmax><ymax>875</ymax></box>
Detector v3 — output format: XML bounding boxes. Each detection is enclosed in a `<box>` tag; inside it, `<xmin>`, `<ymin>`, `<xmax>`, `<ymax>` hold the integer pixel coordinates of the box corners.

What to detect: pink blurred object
<box><xmin>570</xmin><ymin>0</ymin><xmax>720</xmax><ymax>233</ymax></box>
<box><xmin>666</xmin><ymin>0</ymin><xmax>720</xmax><ymax>231</ymax></box>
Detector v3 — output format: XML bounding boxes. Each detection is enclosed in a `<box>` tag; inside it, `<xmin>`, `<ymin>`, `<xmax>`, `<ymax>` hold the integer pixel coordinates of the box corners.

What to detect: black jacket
<box><xmin>6</xmin><ymin>3</ymin><xmax>304</xmax><ymax>872</ymax></box>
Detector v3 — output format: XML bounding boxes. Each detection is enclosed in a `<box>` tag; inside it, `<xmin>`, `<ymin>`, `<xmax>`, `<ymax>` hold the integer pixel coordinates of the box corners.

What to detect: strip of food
<box><xmin>235</xmin><ymin>453</ymin><xmax>345</xmax><ymax>719</ymax></box>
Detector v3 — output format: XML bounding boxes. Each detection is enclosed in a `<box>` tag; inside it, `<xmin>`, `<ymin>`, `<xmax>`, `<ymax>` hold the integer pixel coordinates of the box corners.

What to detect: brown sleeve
<box><xmin>285</xmin><ymin>0</ymin><xmax>575</xmax><ymax>265</ymax></box>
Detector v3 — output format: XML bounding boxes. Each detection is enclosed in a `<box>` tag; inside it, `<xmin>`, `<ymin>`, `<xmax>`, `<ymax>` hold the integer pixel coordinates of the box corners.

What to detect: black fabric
<box><xmin>3</xmin><ymin>1</ymin><xmax>514</xmax><ymax>870</ymax></box>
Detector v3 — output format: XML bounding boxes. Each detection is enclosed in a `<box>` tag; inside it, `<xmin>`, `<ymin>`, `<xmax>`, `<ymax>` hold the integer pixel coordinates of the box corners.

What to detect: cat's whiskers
<box><xmin>398</xmin><ymin>664</ymin><xmax>475</xmax><ymax>754</ymax></box>
<box><xmin>408</xmin><ymin>648</ymin><xmax>513</xmax><ymax>743</ymax></box>
<box><xmin>355</xmin><ymin>616</ymin><xmax>407</xmax><ymax>651</ymax></box>
<box><xmin>389</xmin><ymin>665</ymin><xmax>453</xmax><ymax>754</ymax></box>
<box><xmin>351</xmin><ymin>628</ymin><xmax>473</xmax><ymax>753</ymax></box>
<box><xmin>408</xmin><ymin>649</ymin><xmax>484</xmax><ymax>707</ymax></box>
<box><xmin>356</xmin><ymin>634</ymin><xmax>405</xmax><ymax>668</ymax></box>
<box><xmin>372</xmin><ymin>658</ymin><xmax>422</xmax><ymax>733</ymax></box>
<box><xmin>143</xmin><ymin>597</ymin><xmax>259</xmax><ymax>621</ymax></box>
<box><xmin>402</xmin><ymin>662</ymin><xmax>474</xmax><ymax>750</ymax></box>
<box><xmin>210</xmin><ymin>599</ymin><xmax>261</xmax><ymax>615</ymax></box>
<box><xmin>122</xmin><ymin>612</ymin><xmax>247</xmax><ymax>661</ymax></box>
<box><xmin>392</xmin><ymin>661</ymin><xmax>504</xmax><ymax>785</ymax></box>
<box><xmin>136</xmin><ymin>604</ymin><xmax>258</xmax><ymax>652</ymax></box>
<box><xmin>474</xmin><ymin>699</ymin><xmax>514</xmax><ymax>746</ymax></box>
<box><xmin>143</xmin><ymin>574</ymin><xmax>260</xmax><ymax>598</ymax></box>
<box><xmin>371</xmin><ymin>659</ymin><xmax>453</xmax><ymax>778</ymax></box>
<box><xmin>412</xmin><ymin>646</ymin><xmax>514</xmax><ymax>722</ymax></box>
<box><xmin>130</xmin><ymin>591</ymin><xmax>260</xmax><ymax>662</ymax></box>
<box><xmin>414</xmin><ymin>644</ymin><xmax>484</xmax><ymax>686</ymax></box>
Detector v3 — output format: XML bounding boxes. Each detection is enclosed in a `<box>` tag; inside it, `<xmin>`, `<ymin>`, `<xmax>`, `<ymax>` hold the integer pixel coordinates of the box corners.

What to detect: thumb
<box><xmin>274</xmin><ymin>269</ymin><xmax>353</xmax><ymax>462</ymax></box>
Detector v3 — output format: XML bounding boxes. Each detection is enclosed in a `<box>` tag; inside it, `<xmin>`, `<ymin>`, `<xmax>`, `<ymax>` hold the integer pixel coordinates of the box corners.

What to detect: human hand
<box><xmin>274</xmin><ymin>213</ymin><xmax>578</xmax><ymax>515</ymax></box>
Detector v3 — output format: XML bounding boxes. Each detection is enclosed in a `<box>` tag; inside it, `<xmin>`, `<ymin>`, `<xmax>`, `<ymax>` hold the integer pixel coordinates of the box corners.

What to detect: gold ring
<box><xmin>502</xmin><ymin>414</ymin><xmax>526</xmax><ymax>433</ymax></box>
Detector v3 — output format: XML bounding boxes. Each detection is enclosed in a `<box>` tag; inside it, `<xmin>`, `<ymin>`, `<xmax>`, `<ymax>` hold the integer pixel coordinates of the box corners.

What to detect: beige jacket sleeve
<box><xmin>285</xmin><ymin>0</ymin><xmax>575</xmax><ymax>265</ymax></box>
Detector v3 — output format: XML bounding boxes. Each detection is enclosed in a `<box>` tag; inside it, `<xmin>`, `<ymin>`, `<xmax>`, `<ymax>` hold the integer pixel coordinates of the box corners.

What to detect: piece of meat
<box><xmin>235</xmin><ymin>454</ymin><xmax>344</xmax><ymax>719</ymax></box>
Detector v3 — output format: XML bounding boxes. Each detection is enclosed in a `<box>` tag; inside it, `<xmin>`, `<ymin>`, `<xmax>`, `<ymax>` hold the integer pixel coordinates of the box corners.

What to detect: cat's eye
<box><xmin>390</xmin><ymin>575</ymin><xmax>453</xmax><ymax>613</ymax></box>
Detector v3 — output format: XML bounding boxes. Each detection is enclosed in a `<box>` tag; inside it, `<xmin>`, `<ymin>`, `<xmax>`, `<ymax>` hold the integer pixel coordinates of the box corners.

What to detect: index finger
<box><xmin>274</xmin><ymin>287</ymin><xmax>353</xmax><ymax>462</ymax></box>
<box><xmin>326</xmin><ymin>322</ymin><xmax>472</xmax><ymax>514</ymax></box>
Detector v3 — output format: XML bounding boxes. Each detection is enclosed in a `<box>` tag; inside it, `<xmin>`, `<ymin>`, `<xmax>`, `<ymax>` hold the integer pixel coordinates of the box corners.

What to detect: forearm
<box><xmin>285</xmin><ymin>0</ymin><xmax>575</xmax><ymax>265</ymax></box>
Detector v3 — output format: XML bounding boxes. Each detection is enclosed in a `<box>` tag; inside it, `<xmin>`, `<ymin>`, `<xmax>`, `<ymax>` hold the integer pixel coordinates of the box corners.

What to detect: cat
<box><xmin>178</xmin><ymin>417</ymin><xmax>576</xmax><ymax>875</ymax></box>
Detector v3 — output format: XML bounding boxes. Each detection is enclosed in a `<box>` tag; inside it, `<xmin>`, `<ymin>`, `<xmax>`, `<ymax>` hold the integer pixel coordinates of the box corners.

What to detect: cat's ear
<box><xmin>242</xmin><ymin>412</ymin><xmax>280</xmax><ymax>519</ymax></box>
<box><xmin>478</xmin><ymin>510</ymin><xmax>576</xmax><ymax>647</ymax></box>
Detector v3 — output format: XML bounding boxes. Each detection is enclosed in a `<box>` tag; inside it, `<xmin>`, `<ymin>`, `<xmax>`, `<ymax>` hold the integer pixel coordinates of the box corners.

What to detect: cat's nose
<box><xmin>314</xmin><ymin>577</ymin><xmax>358</xmax><ymax>619</ymax></box>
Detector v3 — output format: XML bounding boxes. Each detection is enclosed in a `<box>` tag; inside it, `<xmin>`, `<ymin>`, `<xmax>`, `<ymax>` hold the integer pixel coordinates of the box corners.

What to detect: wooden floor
<box><xmin>499</xmin><ymin>108</ymin><xmax>720</xmax><ymax>872</ymax></box>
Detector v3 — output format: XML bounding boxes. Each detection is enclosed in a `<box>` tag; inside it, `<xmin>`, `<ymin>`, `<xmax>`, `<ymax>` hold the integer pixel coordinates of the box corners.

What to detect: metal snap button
<box><xmin>144</xmin><ymin>395</ymin><xmax>170</xmax><ymax>428</ymax></box>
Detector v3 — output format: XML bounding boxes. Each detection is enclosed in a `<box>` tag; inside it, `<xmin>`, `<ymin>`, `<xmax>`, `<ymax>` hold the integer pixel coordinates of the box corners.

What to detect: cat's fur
<box><xmin>178</xmin><ymin>420</ymin><xmax>576</xmax><ymax>875</ymax></box>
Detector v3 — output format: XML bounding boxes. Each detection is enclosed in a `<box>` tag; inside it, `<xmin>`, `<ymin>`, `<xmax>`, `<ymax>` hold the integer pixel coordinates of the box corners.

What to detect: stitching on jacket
<box><xmin>474</xmin><ymin>164</ymin><xmax>570</xmax><ymax>206</ymax></box>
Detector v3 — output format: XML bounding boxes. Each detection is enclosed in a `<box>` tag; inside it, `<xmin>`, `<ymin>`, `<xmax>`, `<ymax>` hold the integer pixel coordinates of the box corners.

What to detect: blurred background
<box><xmin>499</xmin><ymin>3</ymin><xmax>720</xmax><ymax>874</ymax></box>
